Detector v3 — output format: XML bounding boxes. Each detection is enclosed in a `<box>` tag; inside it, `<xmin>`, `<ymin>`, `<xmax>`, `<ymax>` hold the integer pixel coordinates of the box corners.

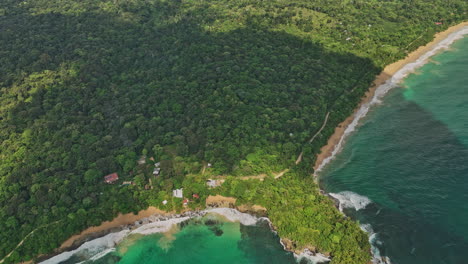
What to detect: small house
<box><xmin>162</xmin><ymin>200</ymin><xmax>168</xmax><ymax>205</ymax></box>
<box><xmin>207</xmin><ymin>163</ymin><xmax>212</xmax><ymax>168</ymax></box>
<box><xmin>173</xmin><ymin>188</ymin><xmax>183</xmax><ymax>198</ymax></box>
<box><xmin>104</xmin><ymin>173</ymin><xmax>119</xmax><ymax>184</ymax></box>
<box><xmin>192</xmin><ymin>194</ymin><xmax>200</xmax><ymax>199</ymax></box>
<box><xmin>435</xmin><ymin>22</ymin><xmax>443</xmax><ymax>25</ymax></box>
<box><xmin>183</xmin><ymin>199</ymin><xmax>189</xmax><ymax>206</ymax></box>
<box><xmin>122</xmin><ymin>181</ymin><xmax>133</xmax><ymax>186</ymax></box>
<box><xmin>154</xmin><ymin>162</ymin><xmax>161</xmax><ymax>167</ymax></box>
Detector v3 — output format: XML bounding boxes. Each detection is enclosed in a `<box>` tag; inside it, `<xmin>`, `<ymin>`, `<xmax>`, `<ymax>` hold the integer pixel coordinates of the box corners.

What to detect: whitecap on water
<box><xmin>329</xmin><ymin>191</ymin><xmax>372</xmax><ymax>212</ymax></box>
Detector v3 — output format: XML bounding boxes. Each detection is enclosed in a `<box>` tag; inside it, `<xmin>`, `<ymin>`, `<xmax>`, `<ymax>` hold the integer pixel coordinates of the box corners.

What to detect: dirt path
<box><xmin>295</xmin><ymin>112</ymin><xmax>331</xmax><ymax>165</ymax></box>
<box><xmin>0</xmin><ymin>221</ymin><xmax>61</xmax><ymax>264</ymax></box>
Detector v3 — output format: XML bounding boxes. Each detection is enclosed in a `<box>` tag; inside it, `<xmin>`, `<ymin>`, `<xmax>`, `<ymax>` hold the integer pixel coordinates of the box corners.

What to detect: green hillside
<box><xmin>0</xmin><ymin>0</ymin><xmax>465</xmax><ymax>263</ymax></box>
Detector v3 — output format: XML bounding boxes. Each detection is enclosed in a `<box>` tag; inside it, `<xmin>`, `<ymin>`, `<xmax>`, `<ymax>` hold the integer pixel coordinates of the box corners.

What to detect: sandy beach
<box><xmin>313</xmin><ymin>21</ymin><xmax>468</xmax><ymax>172</ymax></box>
<box><xmin>59</xmin><ymin>206</ymin><xmax>168</xmax><ymax>249</ymax></box>
<box><xmin>56</xmin><ymin>195</ymin><xmax>264</xmax><ymax>254</ymax></box>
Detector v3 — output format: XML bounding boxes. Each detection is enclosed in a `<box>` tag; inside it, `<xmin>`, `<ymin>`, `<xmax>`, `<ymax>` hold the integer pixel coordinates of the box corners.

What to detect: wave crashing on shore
<box><xmin>294</xmin><ymin>249</ymin><xmax>331</xmax><ymax>264</ymax></box>
<box><xmin>315</xmin><ymin>26</ymin><xmax>468</xmax><ymax>174</ymax></box>
<box><xmin>40</xmin><ymin>230</ymin><xmax>130</xmax><ymax>264</ymax></box>
<box><xmin>329</xmin><ymin>191</ymin><xmax>372</xmax><ymax>212</ymax></box>
<box><xmin>40</xmin><ymin>208</ymin><xmax>266</xmax><ymax>263</ymax></box>
<box><xmin>360</xmin><ymin>224</ymin><xmax>392</xmax><ymax>264</ymax></box>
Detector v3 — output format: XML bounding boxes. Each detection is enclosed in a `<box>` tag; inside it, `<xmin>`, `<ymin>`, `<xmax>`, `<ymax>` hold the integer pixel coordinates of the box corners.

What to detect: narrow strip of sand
<box><xmin>314</xmin><ymin>21</ymin><xmax>468</xmax><ymax>172</ymax></box>
<box><xmin>59</xmin><ymin>206</ymin><xmax>168</xmax><ymax>249</ymax></box>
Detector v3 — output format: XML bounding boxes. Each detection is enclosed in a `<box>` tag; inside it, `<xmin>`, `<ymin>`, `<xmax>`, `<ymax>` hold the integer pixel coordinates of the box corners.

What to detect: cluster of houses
<box><xmin>103</xmin><ymin>157</ymin><xmax>223</xmax><ymax>208</ymax></box>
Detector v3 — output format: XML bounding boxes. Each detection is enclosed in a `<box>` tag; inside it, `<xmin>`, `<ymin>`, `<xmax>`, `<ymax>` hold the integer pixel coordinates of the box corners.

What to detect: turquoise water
<box><xmin>320</xmin><ymin>36</ymin><xmax>468</xmax><ymax>264</ymax></box>
<box><xmin>76</xmin><ymin>215</ymin><xmax>298</xmax><ymax>264</ymax></box>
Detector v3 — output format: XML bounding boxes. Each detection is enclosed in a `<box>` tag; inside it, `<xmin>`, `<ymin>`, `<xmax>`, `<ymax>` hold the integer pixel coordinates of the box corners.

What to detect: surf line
<box><xmin>314</xmin><ymin>24</ymin><xmax>468</xmax><ymax>175</ymax></box>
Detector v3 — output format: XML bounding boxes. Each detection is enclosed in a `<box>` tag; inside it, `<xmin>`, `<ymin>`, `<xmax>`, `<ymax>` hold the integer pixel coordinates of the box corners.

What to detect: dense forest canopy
<box><xmin>0</xmin><ymin>0</ymin><xmax>466</xmax><ymax>263</ymax></box>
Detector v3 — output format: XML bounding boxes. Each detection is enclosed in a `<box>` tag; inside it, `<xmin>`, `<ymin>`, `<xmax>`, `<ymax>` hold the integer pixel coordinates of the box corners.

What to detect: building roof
<box><xmin>104</xmin><ymin>173</ymin><xmax>119</xmax><ymax>183</ymax></box>
<box><xmin>153</xmin><ymin>167</ymin><xmax>161</xmax><ymax>175</ymax></box>
<box><xmin>172</xmin><ymin>188</ymin><xmax>183</xmax><ymax>198</ymax></box>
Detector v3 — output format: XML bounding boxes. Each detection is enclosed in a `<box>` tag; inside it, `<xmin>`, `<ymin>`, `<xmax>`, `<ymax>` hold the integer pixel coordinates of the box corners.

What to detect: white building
<box><xmin>172</xmin><ymin>188</ymin><xmax>183</xmax><ymax>198</ymax></box>
<box><xmin>153</xmin><ymin>167</ymin><xmax>161</xmax><ymax>175</ymax></box>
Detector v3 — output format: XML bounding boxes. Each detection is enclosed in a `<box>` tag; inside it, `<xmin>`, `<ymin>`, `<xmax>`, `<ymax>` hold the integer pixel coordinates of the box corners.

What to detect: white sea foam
<box><xmin>204</xmin><ymin>208</ymin><xmax>258</xmax><ymax>225</ymax></box>
<box><xmin>40</xmin><ymin>229</ymin><xmax>130</xmax><ymax>264</ymax></box>
<box><xmin>315</xmin><ymin>26</ymin><xmax>468</xmax><ymax>174</ymax></box>
<box><xmin>360</xmin><ymin>224</ymin><xmax>392</xmax><ymax>264</ymax></box>
<box><xmin>41</xmin><ymin>209</ymin><xmax>260</xmax><ymax>263</ymax></box>
<box><xmin>130</xmin><ymin>216</ymin><xmax>190</xmax><ymax>235</ymax></box>
<box><xmin>329</xmin><ymin>191</ymin><xmax>372</xmax><ymax>212</ymax></box>
<box><xmin>88</xmin><ymin>247</ymin><xmax>116</xmax><ymax>261</ymax></box>
<box><xmin>294</xmin><ymin>249</ymin><xmax>330</xmax><ymax>264</ymax></box>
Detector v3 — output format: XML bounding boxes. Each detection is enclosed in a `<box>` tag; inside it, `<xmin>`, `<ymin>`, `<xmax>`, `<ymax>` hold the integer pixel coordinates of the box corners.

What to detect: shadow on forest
<box><xmin>1</xmin><ymin>1</ymin><xmax>380</xmax><ymax>181</ymax></box>
<box><xmin>0</xmin><ymin>1</ymin><xmax>381</xmax><ymax>261</ymax></box>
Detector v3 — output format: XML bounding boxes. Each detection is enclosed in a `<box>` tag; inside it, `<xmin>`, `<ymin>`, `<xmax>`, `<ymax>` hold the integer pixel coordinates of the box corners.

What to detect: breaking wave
<box><xmin>329</xmin><ymin>191</ymin><xmax>372</xmax><ymax>212</ymax></box>
<box><xmin>295</xmin><ymin>249</ymin><xmax>331</xmax><ymax>264</ymax></box>
<box><xmin>360</xmin><ymin>224</ymin><xmax>392</xmax><ymax>264</ymax></box>
<box><xmin>315</xmin><ymin>26</ymin><xmax>468</xmax><ymax>174</ymax></box>
<box><xmin>41</xmin><ymin>208</ymin><xmax>260</xmax><ymax>263</ymax></box>
<box><xmin>40</xmin><ymin>230</ymin><xmax>130</xmax><ymax>264</ymax></box>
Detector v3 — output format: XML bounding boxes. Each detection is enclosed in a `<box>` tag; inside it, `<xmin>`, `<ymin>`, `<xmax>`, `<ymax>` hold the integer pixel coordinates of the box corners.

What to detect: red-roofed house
<box><xmin>104</xmin><ymin>173</ymin><xmax>119</xmax><ymax>184</ymax></box>
<box><xmin>435</xmin><ymin>22</ymin><xmax>443</xmax><ymax>25</ymax></box>
<box><xmin>192</xmin><ymin>194</ymin><xmax>200</xmax><ymax>199</ymax></box>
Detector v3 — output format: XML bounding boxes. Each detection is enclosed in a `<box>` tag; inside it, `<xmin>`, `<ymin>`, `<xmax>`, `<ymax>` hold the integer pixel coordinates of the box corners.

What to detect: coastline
<box><xmin>59</xmin><ymin>206</ymin><xmax>169</xmax><ymax>249</ymax></box>
<box><xmin>39</xmin><ymin>196</ymin><xmax>268</xmax><ymax>263</ymax></box>
<box><xmin>43</xmin><ymin>204</ymin><xmax>328</xmax><ymax>264</ymax></box>
<box><xmin>33</xmin><ymin>20</ymin><xmax>467</xmax><ymax>264</ymax></box>
<box><xmin>313</xmin><ymin>21</ymin><xmax>468</xmax><ymax>173</ymax></box>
